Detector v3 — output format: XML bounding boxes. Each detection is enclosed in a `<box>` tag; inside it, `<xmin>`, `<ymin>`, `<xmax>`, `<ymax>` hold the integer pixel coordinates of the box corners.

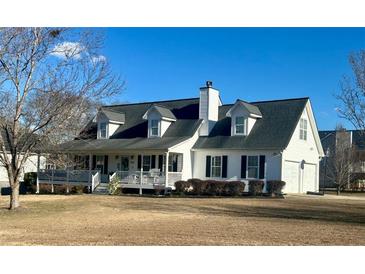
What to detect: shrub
<box><xmin>70</xmin><ymin>185</ymin><xmax>88</xmax><ymax>194</ymax></box>
<box><xmin>23</xmin><ymin>172</ymin><xmax>37</xmax><ymax>187</ymax></box>
<box><xmin>108</xmin><ymin>176</ymin><xmax>120</xmax><ymax>195</ymax></box>
<box><xmin>225</xmin><ymin>181</ymin><xmax>245</xmax><ymax>196</ymax></box>
<box><xmin>206</xmin><ymin>180</ymin><xmax>226</xmax><ymax>196</ymax></box>
<box><xmin>266</xmin><ymin>180</ymin><xmax>286</xmax><ymax>196</ymax></box>
<box><xmin>248</xmin><ymin>180</ymin><xmax>264</xmax><ymax>196</ymax></box>
<box><xmin>188</xmin><ymin>178</ymin><xmax>208</xmax><ymax>195</ymax></box>
<box><xmin>36</xmin><ymin>184</ymin><xmax>54</xmax><ymax>194</ymax></box>
<box><xmin>174</xmin><ymin>180</ymin><xmax>192</xmax><ymax>194</ymax></box>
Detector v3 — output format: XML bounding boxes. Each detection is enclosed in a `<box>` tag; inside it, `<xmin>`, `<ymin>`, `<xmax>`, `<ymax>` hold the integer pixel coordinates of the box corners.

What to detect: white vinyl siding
<box><xmin>247</xmin><ymin>155</ymin><xmax>259</xmax><ymax>179</ymax></box>
<box><xmin>299</xmin><ymin>118</ymin><xmax>307</xmax><ymax>140</ymax></box>
<box><xmin>211</xmin><ymin>156</ymin><xmax>222</xmax><ymax>177</ymax></box>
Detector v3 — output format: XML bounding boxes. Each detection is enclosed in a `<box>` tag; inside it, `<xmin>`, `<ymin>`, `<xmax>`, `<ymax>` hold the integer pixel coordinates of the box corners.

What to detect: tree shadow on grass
<box><xmin>119</xmin><ymin>200</ymin><xmax>365</xmax><ymax>225</ymax></box>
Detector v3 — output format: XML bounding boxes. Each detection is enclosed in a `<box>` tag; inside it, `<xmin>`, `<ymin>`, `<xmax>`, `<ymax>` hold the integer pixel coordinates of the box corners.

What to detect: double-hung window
<box><xmin>299</xmin><ymin>118</ymin><xmax>307</xmax><ymax>140</ymax></box>
<box><xmin>235</xmin><ymin>116</ymin><xmax>245</xmax><ymax>135</ymax></box>
<box><xmin>211</xmin><ymin>156</ymin><xmax>222</xmax><ymax>177</ymax></box>
<box><xmin>100</xmin><ymin>122</ymin><xmax>107</xmax><ymax>138</ymax></box>
<box><xmin>150</xmin><ymin>119</ymin><xmax>159</xmax><ymax>137</ymax></box>
<box><xmin>142</xmin><ymin>155</ymin><xmax>151</xmax><ymax>171</ymax></box>
<box><xmin>247</xmin><ymin>156</ymin><xmax>259</xmax><ymax>178</ymax></box>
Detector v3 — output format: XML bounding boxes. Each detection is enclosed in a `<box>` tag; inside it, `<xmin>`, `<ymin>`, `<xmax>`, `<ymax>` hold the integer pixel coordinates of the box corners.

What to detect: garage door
<box><xmin>282</xmin><ymin>161</ymin><xmax>300</xmax><ymax>193</ymax></box>
<box><xmin>302</xmin><ymin>163</ymin><xmax>316</xmax><ymax>193</ymax></box>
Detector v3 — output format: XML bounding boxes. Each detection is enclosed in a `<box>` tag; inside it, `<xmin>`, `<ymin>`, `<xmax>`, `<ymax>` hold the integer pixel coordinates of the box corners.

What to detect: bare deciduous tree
<box><xmin>337</xmin><ymin>50</ymin><xmax>365</xmax><ymax>130</ymax></box>
<box><xmin>325</xmin><ymin>125</ymin><xmax>356</xmax><ymax>194</ymax></box>
<box><xmin>0</xmin><ymin>28</ymin><xmax>123</xmax><ymax>209</ymax></box>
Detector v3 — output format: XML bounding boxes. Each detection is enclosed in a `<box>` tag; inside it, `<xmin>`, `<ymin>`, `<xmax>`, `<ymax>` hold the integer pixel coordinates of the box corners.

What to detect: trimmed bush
<box><xmin>174</xmin><ymin>180</ymin><xmax>192</xmax><ymax>194</ymax></box>
<box><xmin>205</xmin><ymin>180</ymin><xmax>225</xmax><ymax>196</ymax></box>
<box><xmin>175</xmin><ymin>179</ymin><xmax>246</xmax><ymax>196</ymax></box>
<box><xmin>248</xmin><ymin>180</ymin><xmax>264</xmax><ymax>196</ymax></box>
<box><xmin>188</xmin><ymin>178</ymin><xmax>208</xmax><ymax>195</ymax></box>
<box><xmin>266</xmin><ymin>180</ymin><xmax>286</xmax><ymax>196</ymax></box>
<box><xmin>225</xmin><ymin>181</ymin><xmax>246</xmax><ymax>196</ymax></box>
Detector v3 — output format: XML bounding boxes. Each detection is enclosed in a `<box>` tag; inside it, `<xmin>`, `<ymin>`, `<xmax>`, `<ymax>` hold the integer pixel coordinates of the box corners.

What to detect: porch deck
<box><xmin>36</xmin><ymin>169</ymin><xmax>181</xmax><ymax>193</ymax></box>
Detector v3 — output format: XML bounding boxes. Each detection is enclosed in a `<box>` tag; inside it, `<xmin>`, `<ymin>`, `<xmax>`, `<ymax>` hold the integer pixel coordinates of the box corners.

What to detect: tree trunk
<box><xmin>9</xmin><ymin>180</ymin><xmax>20</xmax><ymax>210</ymax></box>
<box><xmin>337</xmin><ymin>186</ymin><xmax>340</xmax><ymax>195</ymax></box>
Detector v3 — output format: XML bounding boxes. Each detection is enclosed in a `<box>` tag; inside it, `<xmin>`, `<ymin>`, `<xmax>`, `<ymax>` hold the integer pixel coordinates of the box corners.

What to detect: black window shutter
<box><xmin>222</xmin><ymin>155</ymin><xmax>228</xmax><ymax>178</ymax></box>
<box><xmin>158</xmin><ymin>155</ymin><xmax>163</xmax><ymax>171</ymax></box>
<box><xmin>104</xmin><ymin>155</ymin><xmax>108</xmax><ymax>175</ymax></box>
<box><xmin>259</xmin><ymin>155</ymin><xmax>266</xmax><ymax>179</ymax></box>
<box><xmin>137</xmin><ymin>155</ymin><xmax>142</xmax><ymax>169</ymax></box>
<box><xmin>151</xmin><ymin>155</ymin><xmax>156</xmax><ymax>168</ymax></box>
<box><xmin>241</xmin><ymin>155</ymin><xmax>247</xmax><ymax>178</ymax></box>
<box><xmin>92</xmin><ymin>155</ymin><xmax>96</xmax><ymax>170</ymax></box>
<box><xmin>206</xmin><ymin>156</ymin><xmax>211</xmax><ymax>177</ymax></box>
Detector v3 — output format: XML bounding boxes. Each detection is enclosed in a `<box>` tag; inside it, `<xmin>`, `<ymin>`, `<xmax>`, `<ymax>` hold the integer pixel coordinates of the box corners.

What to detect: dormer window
<box><xmin>226</xmin><ymin>99</ymin><xmax>262</xmax><ymax>137</ymax></box>
<box><xmin>99</xmin><ymin>122</ymin><xmax>107</xmax><ymax>139</ymax></box>
<box><xmin>235</xmin><ymin>116</ymin><xmax>245</xmax><ymax>135</ymax></box>
<box><xmin>94</xmin><ymin>108</ymin><xmax>125</xmax><ymax>139</ymax></box>
<box><xmin>299</xmin><ymin>118</ymin><xmax>307</xmax><ymax>140</ymax></box>
<box><xmin>143</xmin><ymin>105</ymin><xmax>176</xmax><ymax>138</ymax></box>
<box><xmin>150</xmin><ymin>119</ymin><xmax>160</xmax><ymax>137</ymax></box>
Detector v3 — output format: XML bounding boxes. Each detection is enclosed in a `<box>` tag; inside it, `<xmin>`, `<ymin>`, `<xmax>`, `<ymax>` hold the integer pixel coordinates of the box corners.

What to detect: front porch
<box><xmin>37</xmin><ymin>150</ymin><xmax>184</xmax><ymax>194</ymax></box>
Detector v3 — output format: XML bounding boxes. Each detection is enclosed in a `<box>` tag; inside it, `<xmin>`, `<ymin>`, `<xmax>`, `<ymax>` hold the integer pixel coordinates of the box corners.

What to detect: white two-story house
<box><xmin>49</xmin><ymin>81</ymin><xmax>324</xmax><ymax>194</ymax></box>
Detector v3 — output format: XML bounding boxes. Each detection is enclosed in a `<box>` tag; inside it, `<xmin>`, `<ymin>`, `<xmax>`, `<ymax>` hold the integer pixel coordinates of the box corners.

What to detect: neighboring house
<box><xmin>319</xmin><ymin>129</ymin><xmax>365</xmax><ymax>189</ymax></box>
<box><xmin>46</xmin><ymin>81</ymin><xmax>324</xmax><ymax>194</ymax></box>
<box><xmin>0</xmin><ymin>130</ymin><xmax>46</xmax><ymax>191</ymax></box>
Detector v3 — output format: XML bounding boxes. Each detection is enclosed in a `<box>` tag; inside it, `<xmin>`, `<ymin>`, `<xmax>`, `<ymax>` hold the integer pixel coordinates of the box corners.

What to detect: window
<box><xmin>235</xmin><ymin>116</ymin><xmax>245</xmax><ymax>135</ymax></box>
<box><xmin>211</xmin><ymin>156</ymin><xmax>222</xmax><ymax>177</ymax></box>
<box><xmin>150</xmin><ymin>119</ymin><xmax>159</xmax><ymax>137</ymax></box>
<box><xmin>168</xmin><ymin>154</ymin><xmax>178</xmax><ymax>172</ymax></box>
<box><xmin>95</xmin><ymin>155</ymin><xmax>104</xmax><ymax>173</ymax></box>
<box><xmin>100</xmin><ymin>122</ymin><xmax>107</xmax><ymax>138</ymax></box>
<box><xmin>143</xmin><ymin>155</ymin><xmax>151</xmax><ymax>171</ymax></box>
<box><xmin>299</xmin><ymin>118</ymin><xmax>307</xmax><ymax>140</ymax></box>
<box><xmin>247</xmin><ymin>156</ymin><xmax>259</xmax><ymax>178</ymax></box>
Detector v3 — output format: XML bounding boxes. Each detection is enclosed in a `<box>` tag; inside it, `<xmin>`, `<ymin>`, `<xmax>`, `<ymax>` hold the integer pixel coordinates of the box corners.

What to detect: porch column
<box><xmin>88</xmin><ymin>154</ymin><xmax>93</xmax><ymax>185</ymax></box>
<box><xmin>36</xmin><ymin>154</ymin><xmax>40</xmax><ymax>194</ymax></box>
<box><xmin>139</xmin><ymin>153</ymin><xmax>143</xmax><ymax>195</ymax></box>
<box><xmin>165</xmin><ymin>151</ymin><xmax>169</xmax><ymax>187</ymax></box>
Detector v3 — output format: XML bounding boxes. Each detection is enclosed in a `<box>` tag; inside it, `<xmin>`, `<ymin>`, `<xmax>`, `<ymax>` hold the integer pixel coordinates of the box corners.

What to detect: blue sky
<box><xmin>102</xmin><ymin>28</ymin><xmax>365</xmax><ymax>130</ymax></box>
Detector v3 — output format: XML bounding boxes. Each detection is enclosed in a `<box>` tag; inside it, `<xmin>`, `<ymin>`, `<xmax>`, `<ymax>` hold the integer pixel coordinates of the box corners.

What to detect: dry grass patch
<box><xmin>0</xmin><ymin>194</ymin><xmax>364</xmax><ymax>245</ymax></box>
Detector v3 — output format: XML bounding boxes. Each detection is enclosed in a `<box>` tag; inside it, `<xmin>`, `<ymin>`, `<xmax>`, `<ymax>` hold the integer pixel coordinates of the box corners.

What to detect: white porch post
<box><xmin>36</xmin><ymin>154</ymin><xmax>40</xmax><ymax>194</ymax></box>
<box><xmin>89</xmin><ymin>154</ymin><xmax>93</xmax><ymax>186</ymax></box>
<box><xmin>165</xmin><ymin>151</ymin><xmax>169</xmax><ymax>187</ymax></box>
<box><xmin>139</xmin><ymin>153</ymin><xmax>143</xmax><ymax>195</ymax></box>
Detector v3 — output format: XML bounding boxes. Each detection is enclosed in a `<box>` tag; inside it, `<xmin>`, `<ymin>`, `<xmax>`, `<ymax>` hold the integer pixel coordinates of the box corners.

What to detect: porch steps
<box><xmin>92</xmin><ymin>183</ymin><xmax>109</xmax><ymax>195</ymax></box>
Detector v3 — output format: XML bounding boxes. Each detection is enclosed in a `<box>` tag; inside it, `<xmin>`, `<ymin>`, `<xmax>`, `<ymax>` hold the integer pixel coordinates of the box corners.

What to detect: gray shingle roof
<box><xmin>146</xmin><ymin>105</ymin><xmax>177</xmax><ymax>120</ymax></box>
<box><xmin>193</xmin><ymin>98</ymin><xmax>308</xmax><ymax>150</ymax></box>
<box><xmin>70</xmin><ymin>96</ymin><xmax>308</xmax><ymax>152</ymax></box>
<box><xmin>61</xmin><ymin>136</ymin><xmax>191</xmax><ymax>152</ymax></box>
<box><xmin>68</xmin><ymin>98</ymin><xmax>202</xmax><ymax>152</ymax></box>
<box><xmin>100</xmin><ymin>108</ymin><xmax>125</xmax><ymax>123</ymax></box>
<box><xmin>229</xmin><ymin>99</ymin><xmax>262</xmax><ymax>117</ymax></box>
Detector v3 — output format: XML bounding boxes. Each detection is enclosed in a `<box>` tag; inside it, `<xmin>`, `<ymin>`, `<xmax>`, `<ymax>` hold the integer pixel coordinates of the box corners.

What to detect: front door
<box><xmin>120</xmin><ymin>156</ymin><xmax>129</xmax><ymax>172</ymax></box>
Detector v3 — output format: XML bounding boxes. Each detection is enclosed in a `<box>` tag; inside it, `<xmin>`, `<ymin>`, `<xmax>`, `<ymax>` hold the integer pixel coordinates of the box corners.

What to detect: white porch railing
<box><xmin>38</xmin><ymin>169</ymin><xmax>98</xmax><ymax>184</ymax></box>
<box><xmin>111</xmin><ymin>170</ymin><xmax>182</xmax><ymax>187</ymax></box>
<box><xmin>91</xmin><ymin>172</ymin><xmax>101</xmax><ymax>192</ymax></box>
